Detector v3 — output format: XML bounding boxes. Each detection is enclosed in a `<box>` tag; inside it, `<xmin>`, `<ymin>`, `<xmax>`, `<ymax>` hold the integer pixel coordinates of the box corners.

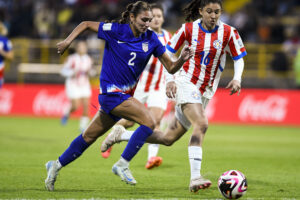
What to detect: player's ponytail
<box><xmin>119</xmin><ymin>3</ymin><xmax>134</xmax><ymax>24</ymax></box>
<box><xmin>183</xmin><ymin>0</ymin><xmax>223</xmax><ymax>22</ymax></box>
<box><xmin>119</xmin><ymin>1</ymin><xmax>151</xmax><ymax>24</ymax></box>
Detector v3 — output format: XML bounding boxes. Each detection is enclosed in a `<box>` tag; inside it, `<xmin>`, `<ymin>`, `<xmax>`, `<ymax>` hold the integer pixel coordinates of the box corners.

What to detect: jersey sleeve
<box><xmin>4</xmin><ymin>39</ymin><xmax>12</xmax><ymax>52</ymax></box>
<box><xmin>225</xmin><ymin>28</ymin><xmax>247</xmax><ymax>60</ymax></box>
<box><xmin>166</xmin><ymin>24</ymin><xmax>186</xmax><ymax>54</ymax></box>
<box><xmin>97</xmin><ymin>22</ymin><xmax>117</xmax><ymax>41</ymax></box>
<box><xmin>152</xmin><ymin>34</ymin><xmax>166</xmax><ymax>58</ymax></box>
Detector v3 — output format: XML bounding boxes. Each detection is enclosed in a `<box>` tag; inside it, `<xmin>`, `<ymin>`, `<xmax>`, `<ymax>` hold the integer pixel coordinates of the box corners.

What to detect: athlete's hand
<box><xmin>166</xmin><ymin>81</ymin><xmax>177</xmax><ymax>99</ymax></box>
<box><xmin>180</xmin><ymin>46</ymin><xmax>193</xmax><ymax>62</ymax></box>
<box><xmin>57</xmin><ymin>40</ymin><xmax>71</xmax><ymax>55</ymax></box>
<box><xmin>226</xmin><ymin>80</ymin><xmax>241</xmax><ymax>95</ymax></box>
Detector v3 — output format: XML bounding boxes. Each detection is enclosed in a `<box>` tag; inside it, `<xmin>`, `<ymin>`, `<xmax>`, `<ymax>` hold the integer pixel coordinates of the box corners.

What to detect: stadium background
<box><xmin>0</xmin><ymin>0</ymin><xmax>300</xmax><ymax>125</ymax></box>
<box><xmin>0</xmin><ymin>0</ymin><xmax>300</xmax><ymax>199</ymax></box>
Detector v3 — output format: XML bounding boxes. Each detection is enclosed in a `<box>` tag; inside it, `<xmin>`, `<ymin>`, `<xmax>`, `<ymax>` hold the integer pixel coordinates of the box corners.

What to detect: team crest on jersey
<box><xmin>191</xmin><ymin>91</ymin><xmax>201</xmax><ymax>100</ymax></box>
<box><xmin>213</xmin><ymin>40</ymin><xmax>222</xmax><ymax>50</ymax></box>
<box><xmin>142</xmin><ymin>42</ymin><xmax>148</xmax><ymax>52</ymax></box>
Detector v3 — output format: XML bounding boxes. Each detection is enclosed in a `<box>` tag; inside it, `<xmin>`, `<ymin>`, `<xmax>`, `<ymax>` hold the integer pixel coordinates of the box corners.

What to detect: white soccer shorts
<box><xmin>133</xmin><ymin>88</ymin><xmax>167</xmax><ymax>110</ymax></box>
<box><xmin>174</xmin><ymin>76</ymin><xmax>210</xmax><ymax>130</ymax></box>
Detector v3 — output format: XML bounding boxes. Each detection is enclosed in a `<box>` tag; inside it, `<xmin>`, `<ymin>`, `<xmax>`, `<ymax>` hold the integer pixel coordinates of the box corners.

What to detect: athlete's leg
<box><xmin>181</xmin><ymin>103</ymin><xmax>211</xmax><ymax>192</ymax></box>
<box><xmin>117</xmin><ymin>118</ymin><xmax>135</xmax><ymax>129</ymax></box>
<box><xmin>111</xmin><ymin>97</ymin><xmax>155</xmax><ymax>161</ymax></box>
<box><xmin>110</xmin><ymin>97</ymin><xmax>155</xmax><ymax>184</ymax></box>
<box><xmin>145</xmin><ymin>106</ymin><xmax>165</xmax><ymax>169</ymax></box>
<box><xmin>45</xmin><ymin>111</ymin><xmax>116</xmax><ymax>191</ymax></box>
<box><xmin>101</xmin><ymin>114</ymin><xmax>187</xmax><ymax>150</ymax></box>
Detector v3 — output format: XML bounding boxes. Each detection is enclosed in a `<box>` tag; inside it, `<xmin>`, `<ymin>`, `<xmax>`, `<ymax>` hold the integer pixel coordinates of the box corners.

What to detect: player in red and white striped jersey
<box><xmin>101</xmin><ymin>4</ymin><xmax>173</xmax><ymax>170</ymax></box>
<box><xmin>164</xmin><ymin>0</ymin><xmax>246</xmax><ymax>192</ymax></box>
<box><xmin>101</xmin><ymin>0</ymin><xmax>246</xmax><ymax>193</ymax></box>
<box><xmin>60</xmin><ymin>41</ymin><xmax>94</xmax><ymax>131</ymax></box>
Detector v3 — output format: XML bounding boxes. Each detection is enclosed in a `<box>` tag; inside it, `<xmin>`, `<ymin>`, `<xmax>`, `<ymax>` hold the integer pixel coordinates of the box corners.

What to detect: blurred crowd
<box><xmin>0</xmin><ymin>0</ymin><xmax>299</xmax><ymax>44</ymax></box>
<box><xmin>0</xmin><ymin>0</ymin><xmax>300</xmax><ymax>87</ymax></box>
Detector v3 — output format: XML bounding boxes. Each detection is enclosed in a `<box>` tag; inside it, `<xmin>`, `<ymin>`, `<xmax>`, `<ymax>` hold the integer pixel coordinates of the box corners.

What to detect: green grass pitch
<box><xmin>0</xmin><ymin>116</ymin><xmax>299</xmax><ymax>199</ymax></box>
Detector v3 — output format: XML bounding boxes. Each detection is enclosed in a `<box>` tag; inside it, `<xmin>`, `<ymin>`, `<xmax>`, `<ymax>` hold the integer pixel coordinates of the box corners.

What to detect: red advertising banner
<box><xmin>1</xmin><ymin>84</ymin><xmax>300</xmax><ymax>126</ymax></box>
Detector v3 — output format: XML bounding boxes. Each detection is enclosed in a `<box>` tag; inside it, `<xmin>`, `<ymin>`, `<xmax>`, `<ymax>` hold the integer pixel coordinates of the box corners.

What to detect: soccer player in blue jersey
<box><xmin>0</xmin><ymin>22</ymin><xmax>14</xmax><ymax>89</ymax></box>
<box><xmin>45</xmin><ymin>1</ymin><xmax>193</xmax><ymax>191</ymax></box>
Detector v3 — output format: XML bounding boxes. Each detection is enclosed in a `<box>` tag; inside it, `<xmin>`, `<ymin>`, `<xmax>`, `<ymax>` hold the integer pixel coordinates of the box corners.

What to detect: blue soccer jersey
<box><xmin>0</xmin><ymin>36</ymin><xmax>12</xmax><ymax>66</ymax></box>
<box><xmin>97</xmin><ymin>22</ymin><xmax>166</xmax><ymax>95</ymax></box>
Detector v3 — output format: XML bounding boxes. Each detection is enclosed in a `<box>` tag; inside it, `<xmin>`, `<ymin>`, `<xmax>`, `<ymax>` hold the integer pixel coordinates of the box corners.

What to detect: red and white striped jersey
<box><xmin>63</xmin><ymin>53</ymin><xmax>93</xmax><ymax>87</ymax></box>
<box><xmin>166</xmin><ymin>19</ymin><xmax>247</xmax><ymax>98</ymax></box>
<box><xmin>136</xmin><ymin>29</ymin><xmax>172</xmax><ymax>93</ymax></box>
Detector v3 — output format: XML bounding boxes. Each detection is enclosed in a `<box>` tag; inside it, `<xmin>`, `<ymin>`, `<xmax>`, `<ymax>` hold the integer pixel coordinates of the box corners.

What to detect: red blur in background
<box><xmin>0</xmin><ymin>84</ymin><xmax>299</xmax><ymax>126</ymax></box>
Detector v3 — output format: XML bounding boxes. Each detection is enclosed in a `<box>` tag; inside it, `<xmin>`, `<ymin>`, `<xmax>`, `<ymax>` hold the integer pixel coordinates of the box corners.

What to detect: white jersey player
<box><xmin>101</xmin><ymin>4</ymin><xmax>172</xmax><ymax>169</ymax></box>
<box><xmin>60</xmin><ymin>41</ymin><xmax>93</xmax><ymax>131</ymax></box>
<box><xmin>101</xmin><ymin>0</ymin><xmax>246</xmax><ymax>193</ymax></box>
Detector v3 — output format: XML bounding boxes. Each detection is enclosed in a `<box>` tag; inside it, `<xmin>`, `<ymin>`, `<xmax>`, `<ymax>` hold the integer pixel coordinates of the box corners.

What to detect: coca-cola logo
<box><xmin>0</xmin><ymin>89</ymin><xmax>14</xmax><ymax>114</ymax></box>
<box><xmin>238</xmin><ymin>95</ymin><xmax>288</xmax><ymax>122</ymax></box>
<box><xmin>33</xmin><ymin>90</ymin><xmax>70</xmax><ymax>116</ymax></box>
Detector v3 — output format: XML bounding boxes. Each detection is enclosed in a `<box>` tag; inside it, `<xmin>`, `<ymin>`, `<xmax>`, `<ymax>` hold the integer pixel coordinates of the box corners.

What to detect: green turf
<box><xmin>0</xmin><ymin>116</ymin><xmax>299</xmax><ymax>199</ymax></box>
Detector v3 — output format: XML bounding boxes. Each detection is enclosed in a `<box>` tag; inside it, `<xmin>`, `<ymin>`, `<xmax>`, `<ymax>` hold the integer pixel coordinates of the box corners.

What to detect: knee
<box><xmin>162</xmin><ymin>135</ymin><xmax>176</xmax><ymax>146</ymax></box>
<box><xmin>193</xmin><ymin>121</ymin><xmax>208</xmax><ymax>135</ymax></box>
<box><xmin>143</xmin><ymin>116</ymin><xmax>156</xmax><ymax>130</ymax></box>
<box><xmin>82</xmin><ymin>131</ymin><xmax>97</xmax><ymax>144</ymax></box>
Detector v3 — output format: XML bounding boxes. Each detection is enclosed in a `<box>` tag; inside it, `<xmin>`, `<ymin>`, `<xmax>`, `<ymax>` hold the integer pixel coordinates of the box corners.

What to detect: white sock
<box><xmin>188</xmin><ymin>146</ymin><xmax>202</xmax><ymax>180</ymax></box>
<box><xmin>148</xmin><ymin>144</ymin><xmax>159</xmax><ymax>160</ymax></box>
<box><xmin>120</xmin><ymin>130</ymin><xmax>134</xmax><ymax>141</ymax></box>
<box><xmin>56</xmin><ymin>160</ymin><xmax>62</xmax><ymax>170</ymax></box>
<box><xmin>79</xmin><ymin>116</ymin><xmax>89</xmax><ymax>131</ymax></box>
<box><xmin>117</xmin><ymin>156</ymin><xmax>129</xmax><ymax>167</ymax></box>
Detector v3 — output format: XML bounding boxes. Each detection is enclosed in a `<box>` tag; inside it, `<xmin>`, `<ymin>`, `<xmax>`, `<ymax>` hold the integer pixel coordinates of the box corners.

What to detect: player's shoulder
<box><xmin>218</xmin><ymin>21</ymin><xmax>237</xmax><ymax>33</ymax></box>
<box><xmin>144</xmin><ymin>29</ymin><xmax>159</xmax><ymax>41</ymax></box>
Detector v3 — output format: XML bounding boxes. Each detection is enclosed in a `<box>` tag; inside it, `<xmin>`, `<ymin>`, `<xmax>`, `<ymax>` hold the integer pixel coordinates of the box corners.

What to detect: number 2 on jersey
<box><xmin>128</xmin><ymin>52</ymin><xmax>136</xmax><ymax>66</ymax></box>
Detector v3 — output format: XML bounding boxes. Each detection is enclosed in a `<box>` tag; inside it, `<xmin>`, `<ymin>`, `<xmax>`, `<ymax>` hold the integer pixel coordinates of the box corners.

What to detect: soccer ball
<box><xmin>218</xmin><ymin>170</ymin><xmax>248</xmax><ymax>199</ymax></box>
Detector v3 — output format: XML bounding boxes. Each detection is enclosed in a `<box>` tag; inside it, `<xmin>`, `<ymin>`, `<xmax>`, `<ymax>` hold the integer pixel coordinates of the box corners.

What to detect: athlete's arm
<box><xmin>158</xmin><ymin>46</ymin><xmax>193</xmax><ymax>74</ymax></box>
<box><xmin>226</xmin><ymin>58</ymin><xmax>244</xmax><ymax>95</ymax></box>
<box><xmin>57</xmin><ymin>21</ymin><xmax>100</xmax><ymax>55</ymax></box>
<box><xmin>0</xmin><ymin>49</ymin><xmax>13</xmax><ymax>60</ymax></box>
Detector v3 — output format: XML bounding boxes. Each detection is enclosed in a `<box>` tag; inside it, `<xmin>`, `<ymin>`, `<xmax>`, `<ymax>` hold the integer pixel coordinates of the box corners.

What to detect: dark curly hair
<box><xmin>183</xmin><ymin>0</ymin><xmax>223</xmax><ymax>22</ymax></box>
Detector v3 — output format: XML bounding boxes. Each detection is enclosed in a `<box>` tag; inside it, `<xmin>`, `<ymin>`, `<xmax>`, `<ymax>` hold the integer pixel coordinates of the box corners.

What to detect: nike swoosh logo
<box><xmin>117</xmin><ymin>40</ymin><xmax>126</xmax><ymax>44</ymax></box>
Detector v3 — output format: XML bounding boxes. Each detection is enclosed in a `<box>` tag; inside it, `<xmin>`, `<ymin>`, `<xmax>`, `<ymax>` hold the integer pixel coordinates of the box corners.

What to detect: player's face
<box><xmin>76</xmin><ymin>42</ymin><xmax>87</xmax><ymax>55</ymax></box>
<box><xmin>199</xmin><ymin>3</ymin><xmax>222</xmax><ymax>30</ymax></box>
<box><xmin>150</xmin><ymin>8</ymin><xmax>164</xmax><ymax>31</ymax></box>
<box><xmin>130</xmin><ymin>10</ymin><xmax>153</xmax><ymax>34</ymax></box>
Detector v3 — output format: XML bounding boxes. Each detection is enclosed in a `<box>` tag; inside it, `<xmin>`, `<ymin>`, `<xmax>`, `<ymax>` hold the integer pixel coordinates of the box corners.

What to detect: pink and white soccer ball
<box><xmin>218</xmin><ymin>170</ymin><xmax>248</xmax><ymax>199</ymax></box>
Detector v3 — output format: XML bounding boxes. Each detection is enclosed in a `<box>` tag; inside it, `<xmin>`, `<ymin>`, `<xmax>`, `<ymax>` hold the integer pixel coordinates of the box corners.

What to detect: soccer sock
<box><xmin>121</xmin><ymin>125</ymin><xmax>153</xmax><ymax>161</ymax></box>
<box><xmin>120</xmin><ymin>130</ymin><xmax>134</xmax><ymax>141</ymax></box>
<box><xmin>115</xmin><ymin>156</ymin><xmax>129</xmax><ymax>167</ymax></box>
<box><xmin>148</xmin><ymin>144</ymin><xmax>160</xmax><ymax>160</ymax></box>
<box><xmin>58</xmin><ymin>134</ymin><xmax>90</xmax><ymax>166</ymax></box>
<box><xmin>79</xmin><ymin>116</ymin><xmax>89</xmax><ymax>131</ymax></box>
<box><xmin>55</xmin><ymin>160</ymin><xmax>63</xmax><ymax>170</ymax></box>
<box><xmin>188</xmin><ymin>146</ymin><xmax>202</xmax><ymax>180</ymax></box>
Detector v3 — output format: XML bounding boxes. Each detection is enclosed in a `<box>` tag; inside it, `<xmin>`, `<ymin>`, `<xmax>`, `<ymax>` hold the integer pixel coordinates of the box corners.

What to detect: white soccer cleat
<box><xmin>101</xmin><ymin>125</ymin><xmax>125</xmax><ymax>152</ymax></box>
<box><xmin>112</xmin><ymin>164</ymin><xmax>137</xmax><ymax>185</ymax></box>
<box><xmin>45</xmin><ymin>161</ymin><xmax>60</xmax><ymax>191</ymax></box>
<box><xmin>189</xmin><ymin>176</ymin><xmax>212</xmax><ymax>192</ymax></box>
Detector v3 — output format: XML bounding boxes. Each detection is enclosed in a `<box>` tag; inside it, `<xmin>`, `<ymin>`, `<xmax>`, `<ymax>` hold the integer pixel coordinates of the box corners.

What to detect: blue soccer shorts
<box><xmin>98</xmin><ymin>92</ymin><xmax>131</xmax><ymax>121</ymax></box>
